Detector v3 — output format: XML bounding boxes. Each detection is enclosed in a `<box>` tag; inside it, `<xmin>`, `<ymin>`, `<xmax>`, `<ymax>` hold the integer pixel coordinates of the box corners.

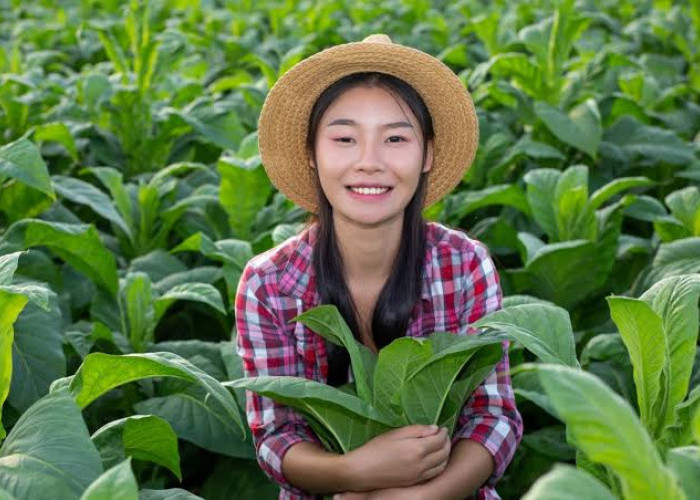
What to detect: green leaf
<box><xmin>136</xmin><ymin>389</ymin><xmax>253</xmax><ymax>459</ymax></box>
<box><xmin>9</xmin><ymin>295</ymin><xmax>65</xmax><ymax>413</ymax></box>
<box><xmin>91</xmin><ymin>415</ymin><xmax>181</xmax><ymax>480</ymax></box>
<box><xmin>372</xmin><ymin>338</ymin><xmax>432</xmax><ymax>419</ymax></box>
<box><xmin>447</xmin><ymin>184</ymin><xmax>532</xmax><ymax>221</ymax></box>
<box><xmin>534</xmin><ymin>99</ymin><xmax>602</xmax><ymax>158</ymax></box>
<box><xmin>473</xmin><ymin>303</ymin><xmax>578</xmax><ymax>367</ymax></box>
<box><xmin>84</xmin><ymin>167</ymin><xmax>134</xmax><ymax>232</ymax></box>
<box><xmin>522</xmin><ymin>464</ymin><xmax>616</xmax><ymax>500</ymax></box>
<box><xmin>554</xmin><ymin>165</ymin><xmax>595</xmax><ymax>241</ymax></box>
<box><xmin>401</xmin><ymin>334</ymin><xmax>504</xmax><ymax>425</ymax></box>
<box><xmin>533</xmin><ymin>364</ymin><xmax>684</xmax><ymax>499</ymax></box>
<box><xmin>0</xmin><ymin>389</ymin><xmax>102</xmax><ymax>499</ymax></box>
<box><xmin>154</xmin><ymin>283</ymin><xmax>226</xmax><ymax>321</ymax></box>
<box><xmin>604</xmin><ymin>116</ymin><xmax>695</xmax><ymax>165</ymax></box>
<box><xmin>0</xmin><ymin>252</ymin><xmax>22</xmax><ymax>286</ymax></box>
<box><xmin>68</xmin><ymin>352</ymin><xmax>245</xmax><ymax>435</ymax></box>
<box><xmin>524</xmin><ymin>168</ymin><xmax>560</xmax><ymax>240</ymax></box>
<box><xmin>637</xmin><ymin>238</ymin><xmax>700</xmax><ymax>291</ymax></box>
<box><xmin>52</xmin><ymin>176</ymin><xmax>132</xmax><ymax>239</ymax></box>
<box><xmin>666</xmin><ymin>447</ymin><xmax>700</xmax><ymax>500</ymax></box>
<box><xmin>589</xmin><ymin>177</ymin><xmax>655</xmax><ymax>211</ymax></box>
<box><xmin>34</xmin><ymin>122</ymin><xmax>78</xmax><ymax>161</ymax></box>
<box><xmin>226</xmin><ymin>376</ymin><xmax>392</xmax><ymax>453</ymax></box>
<box><xmin>607</xmin><ymin>297</ymin><xmax>667</xmax><ymax>437</ymax></box>
<box><xmin>139</xmin><ymin>489</ymin><xmax>203</xmax><ymax>500</ymax></box>
<box><xmin>80</xmin><ymin>458</ymin><xmax>138</xmax><ymax>500</ymax></box>
<box><xmin>0</xmin><ymin>138</ymin><xmax>55</xmax><ymax>198</ymax></box>
<box><xmin>172</xmin><ymin>233</ymin><xmax>253</xmax><ymax>268</ymax></box>
<box><xmin>292</xmin><ymin>305</ymin><xmax>376</xmax><ymax>402</ymax></box>
<box><xmin>120</xmin><ymin>273</ymin><xmax>155</xmax><ymax>352</ymax></box>
<box><xmin>0</xmin><ymin>220</ymin><xmax>118</xmax><ymax>296</ymax></box>
<box><xmin>665</xmin><ymin>187</ymin><xmax>700</xmax><ymax>235</ymax></box>
<box><xmin>0</xmin><ymin>289</ymin><xmax>28</xmax><ymax>440</ymax></box>
<box><xmin>660</xmin><ymin>386</ymin><xmax>700</xmax><ymax>448</ymax></box>
<box><xmin>510</xmin><ymin>240</ymin><xmax>601</xmax><ymax>309</ymax></box>
<box><xmin>641</xmin><ymin>275</ymin><xmax>700</xmax><ymax>430</ymax></box>
<box><xmin>217</xmin><ymin>157</ymin><xmax>272</xmax><ymax>240</ymax></box>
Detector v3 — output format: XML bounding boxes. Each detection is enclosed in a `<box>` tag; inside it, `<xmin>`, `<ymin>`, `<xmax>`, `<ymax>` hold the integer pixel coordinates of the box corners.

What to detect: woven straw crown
<box><xmin>257</xmin><ymin>34</ymin><xmax>479</xmax><ymax>214</ymax></box>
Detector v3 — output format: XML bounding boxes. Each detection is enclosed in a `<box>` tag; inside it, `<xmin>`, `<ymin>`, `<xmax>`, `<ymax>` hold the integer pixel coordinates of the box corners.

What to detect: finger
<box><xmin>419</xmin><ymin>458</ymin><xmax>449</xmax><ymax>482</ymax></box>
<box><xmin>394</xmin><ymin>424</ymin><xmax>439</xmax><ymax>439</ymax></box>
<box><xmin>418</xmin><ymin>427</ymin><xmax>450</xmax><ymax>454</ymax></box>
<box><xmin>422</xmin><ymin>437</ymin><xmax>451</xmax><ymax>470</ymax></box>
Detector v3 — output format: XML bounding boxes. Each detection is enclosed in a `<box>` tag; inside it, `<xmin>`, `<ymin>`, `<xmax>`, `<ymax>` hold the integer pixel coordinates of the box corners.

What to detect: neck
<box><xmin>332</xmin><ymin>215</ymin><xmax>403</xmax><ymax>287</ymax></box>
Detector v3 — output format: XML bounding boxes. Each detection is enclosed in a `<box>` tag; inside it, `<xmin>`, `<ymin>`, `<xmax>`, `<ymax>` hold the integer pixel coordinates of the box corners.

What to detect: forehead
<box><xmin>322</xmin><ymin>85</ymin><xmax>418</xmax><ymax>122</ymax></box>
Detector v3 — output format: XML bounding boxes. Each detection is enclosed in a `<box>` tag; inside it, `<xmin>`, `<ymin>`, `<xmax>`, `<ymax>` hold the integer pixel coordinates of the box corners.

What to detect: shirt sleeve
<box><xmin>235</xmin><ymin>263</ymin><xmax>322</xmax><ymax>496</ymax></box>
<box><xmin>452</xmin><ymin>239</ymin><xmax>524</xmax><ymax>486</ymax></box>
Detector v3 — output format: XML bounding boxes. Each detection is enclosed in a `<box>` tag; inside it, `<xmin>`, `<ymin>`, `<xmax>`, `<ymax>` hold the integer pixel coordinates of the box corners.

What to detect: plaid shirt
<box><xmin>235</xmin><ymin>221</ymin><xmax>523</xmax><ymax>499</ymax></box>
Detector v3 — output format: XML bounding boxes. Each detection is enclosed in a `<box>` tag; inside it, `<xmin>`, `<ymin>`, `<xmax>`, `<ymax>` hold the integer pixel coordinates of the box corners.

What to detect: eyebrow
<box><xmin>326</xmin><ymin>118</ymin><xmax>413</xmax><ymax>129</ymax></box>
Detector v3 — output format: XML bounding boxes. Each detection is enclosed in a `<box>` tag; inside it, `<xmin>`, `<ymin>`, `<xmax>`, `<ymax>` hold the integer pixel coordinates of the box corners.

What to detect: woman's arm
<box><xmin>283</xmin><ymin>425</ymin><xmax>452</xmax><ymax>494</ymax></box>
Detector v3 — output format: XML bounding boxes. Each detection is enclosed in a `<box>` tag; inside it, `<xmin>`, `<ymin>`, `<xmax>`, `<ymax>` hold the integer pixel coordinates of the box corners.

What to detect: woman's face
<box><xmin>311</xmin><ymin>85</ymin><xmax>432</xmax><ymax>230</ymax></box>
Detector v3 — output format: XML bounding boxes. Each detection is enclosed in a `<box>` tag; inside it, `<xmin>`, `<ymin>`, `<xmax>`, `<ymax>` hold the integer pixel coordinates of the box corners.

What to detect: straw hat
<box><xmin>257</xmin><ymin>34</ymin><xmax>479</xmax><ymax>214</ymax></box>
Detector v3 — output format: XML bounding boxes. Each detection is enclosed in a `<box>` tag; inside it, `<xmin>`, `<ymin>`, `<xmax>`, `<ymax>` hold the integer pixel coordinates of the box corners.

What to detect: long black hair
<box><xmin>305</xmin><ymin>72</ymin><xmax>435</xmax><ymax>386</ymax></box>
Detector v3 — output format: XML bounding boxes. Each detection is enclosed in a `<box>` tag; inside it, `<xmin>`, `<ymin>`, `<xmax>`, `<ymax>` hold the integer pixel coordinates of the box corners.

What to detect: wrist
<box><xmin>338</xmin><ymin>451</ymin><xmax>372</xmax><ymax>492</ymax></box>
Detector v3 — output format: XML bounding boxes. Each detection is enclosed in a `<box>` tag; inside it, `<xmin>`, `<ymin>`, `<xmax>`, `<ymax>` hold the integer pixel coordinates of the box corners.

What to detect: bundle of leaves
<box><xmin>229</xmin><ymin>305</ymin><xmax>507</xmax><ymax>454</ymax></box>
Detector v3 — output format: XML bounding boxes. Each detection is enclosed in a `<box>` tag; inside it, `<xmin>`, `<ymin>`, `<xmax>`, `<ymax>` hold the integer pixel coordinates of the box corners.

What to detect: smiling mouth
<box><xmin>346</xmin><ymin>186</ymin><xmax>392</xmax><ymax>195</ymax></box>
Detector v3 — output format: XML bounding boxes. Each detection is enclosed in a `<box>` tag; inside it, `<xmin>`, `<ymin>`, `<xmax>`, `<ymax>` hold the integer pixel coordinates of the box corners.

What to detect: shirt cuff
<box><xmin>256</xmin><ymin>424</ymin><xmax>322</xmax><ymax>496</ymax></box>
<box><xmin>453</xmin><ymin>415</ymin><xmax>518</xmax><ymax>486</ymax></box>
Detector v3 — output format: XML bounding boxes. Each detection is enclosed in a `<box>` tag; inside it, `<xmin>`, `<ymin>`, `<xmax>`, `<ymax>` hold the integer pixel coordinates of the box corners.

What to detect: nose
<box><xmin>354</xmin><ymin>138</ymin><xmax>384</xmax><ymax>172</ymax></box>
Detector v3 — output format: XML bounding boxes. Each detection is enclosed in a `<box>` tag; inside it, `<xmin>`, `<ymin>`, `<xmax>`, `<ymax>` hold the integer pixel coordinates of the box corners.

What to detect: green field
<box><xmin>1</xmin><ymin>0</ymin><xmax>699</xmax><ymax>498</ymax></box>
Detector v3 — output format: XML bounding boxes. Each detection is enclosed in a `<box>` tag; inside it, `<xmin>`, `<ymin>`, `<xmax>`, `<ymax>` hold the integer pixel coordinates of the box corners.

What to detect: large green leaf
<box><xmin>67</xmin><ymin>352</ymin><xmax>245</xmax><ymax>435</ymax></box>
<box><xmin>533</xmin><ymin>365</ymin><xmax>684</xmax><ymax>499</ymax></box>
<box><xmin>372</xmin><ymin>337</ymin><xmax>432</xmax><ymax>419</ymax></box>
<box><xmin>554</xmin><ymin>165</ymin><xmax>594</xmax><ymax>241</ymax></box>
<box><xmin>665</xmin><ymin>187</ymin><xmax>700</xmax><ymax>235</ymax></box>
<box><xmin>80</xmin><ymin>458</ymin><xmax>138</xmax><ymax>500</ymax></box>
<box><xmin>401</xmin><ymin>337</ymin><xmax>504</xmax><ymax>425</ymax></box>
<box><xmin>0</xmin><ymin>389</ymin><xmax>102</xmax><ymax>499</ymax></box>
<box><xmin>52</xmin><ymin>176</ymin><xmax>132</xmax><ymax>238</ymax></box>
<box><xmin>218</xmin><ymin>158</ymin><xmax>272</xmax><ymax>241</ymax></box>
<box><xmin>9</xmin><ymin>295</ymin><xmax>65</xmax><ymax>413</ymax></box>
<box><xmin>509</xmin><ymin>240</ymin><xmax>597</xmax><ymax>309</ymax></box>
<box><xmin>603</xmin><ymin>116</ymin><xmax>695</xmax><ymax>166</ymax></box>
<box><xmin>589</xmin><ymin>177</ymin><xmax>655</xmax><ymax>211</ymax></box>
<box><xmin>91</xmin><ymin>415</ymin><xmax>181</xmax><ymax>480</ymax></box>
<box><xmin>0</xmin><ymin>290</ymin><xmax>28</xmax><ymax>440</ymax></box>
<box><xmin>522</xmin><ymin>464</ymin><xmax>615</xmax><ymax>500</ymax></box>
<box><xmin>636</xmin><ymin>238</ymin><xmax>700</xmax><ymax>292</ymax></box>
<box><xmin>0</xmin><ymin>138</ymin><xmax>55</xmax><ymax>198</ymax></box>
<box><xmin>119</xmin><ymin>273</ymin><xmax>155</xmax><ymax>352</ymax></box>
<box><xmin>534</xmin><ymin>99</ymin><xmax>602</xmax><ymax>158</ymax></box>
<box><xmin>661</xmin><ymin>386</ymin><xmax>700</xmax><ymax>448</ymax></box>
<box><xmin>608</xmin><ymin>297</ymin><xmax>667</xmax><ymax>437</ymax></box>
<box><xmin>154</xmin><ymin>282</ymin><xmax>226</xmax><ymax>321</ymax></box>
<box><xmin>666</xmin><ymin>447</ymin><xmax>700</xmax><ymax>500</ymax></box>
<box><xmin>0</xmin><ymin>220</ymin><xmax>118</xmax><ymax>296</ymax></box>
<box><xmin>641</xmin><ymin>274</ymin><xmax>700</xmax><ymax>430</ymax></box>
<box><xmin>292</xmin><ymin>305</ymin><xmax>376</xmax><ymax>401</ymax></box>
<box><xmin>473</xmin><ymin>303</ymin><xmax>578</xmax><ymax>367</ymax></box>
<box><xmin>134</xmin><ymin>387</ymin><xmax>253</xmax><ymax>460</ymax></box>
<box><xmin>227</xmin><ymin>376</ymin><xmax>392</xmax><ymax>453</ymax></box>
<box><xmin>523</xmin><ymin>168</ymin><xmax>560</xmax><ymax>240</ymax></box>
<box><xmin>140</xmin><ymin>489</ymin><xmax>204</xmax><ymax>500</ymax></box>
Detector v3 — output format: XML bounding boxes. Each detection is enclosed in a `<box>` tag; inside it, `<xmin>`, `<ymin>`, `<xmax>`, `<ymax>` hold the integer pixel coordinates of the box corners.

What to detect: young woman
<box><xmin>235</xmin><ymin>35</ymin><xmax>523</xmax><ymax>500</ymax></box>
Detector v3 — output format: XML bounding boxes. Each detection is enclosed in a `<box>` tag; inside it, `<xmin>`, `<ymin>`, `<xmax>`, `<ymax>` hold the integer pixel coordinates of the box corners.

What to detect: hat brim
<box><xmin>258</xmin><ymin>40</ymin><xmax>479</xmax><ymax>214</ymax></box>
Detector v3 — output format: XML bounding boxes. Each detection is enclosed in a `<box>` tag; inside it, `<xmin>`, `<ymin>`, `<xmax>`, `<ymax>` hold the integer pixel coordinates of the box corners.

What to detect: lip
<box><xmin>345</xmin><ymin>186</ymin><xmax>393</xmax><ymax>201</ymax></box>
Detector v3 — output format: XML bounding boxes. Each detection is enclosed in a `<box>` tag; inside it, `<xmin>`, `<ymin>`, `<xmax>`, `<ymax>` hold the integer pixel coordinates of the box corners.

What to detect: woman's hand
<box><xmin>342</xmin><ymin>424</ymin><xmax>451</xmax><ymax>491</ymax></box>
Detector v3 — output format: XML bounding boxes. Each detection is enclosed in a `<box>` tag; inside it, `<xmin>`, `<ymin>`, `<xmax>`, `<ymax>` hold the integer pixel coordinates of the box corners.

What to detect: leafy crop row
<box><xmin>1</xmin><ymin>0</ymin><xmax>699</xmax><ymax>498</ymax></box>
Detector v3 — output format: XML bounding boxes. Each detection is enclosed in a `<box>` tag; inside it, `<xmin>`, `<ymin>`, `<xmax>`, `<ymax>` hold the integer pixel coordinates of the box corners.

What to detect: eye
<box><xmin>387</xmin><ymin>136</ymin><xmax>407</xmax><ymax>143</ymax></box>
<box><xmin>333</xmin><ymin>137</ymin><xmax>355</xmax><ymax>143</ymax></box>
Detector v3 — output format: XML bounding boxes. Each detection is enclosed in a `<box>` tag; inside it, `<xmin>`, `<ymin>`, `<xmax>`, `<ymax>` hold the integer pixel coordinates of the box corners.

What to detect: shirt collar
<box><xmin>278</xmin><ymin>223</ymin><xmax>433</xmax><ymax>304</ymax></box>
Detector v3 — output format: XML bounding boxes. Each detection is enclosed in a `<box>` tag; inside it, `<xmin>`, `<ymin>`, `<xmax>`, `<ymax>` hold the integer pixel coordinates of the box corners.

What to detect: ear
<box><xmin>422</xmin><ymin>140</ymin><xmax>434</xmax><ymax>173</ymax></box>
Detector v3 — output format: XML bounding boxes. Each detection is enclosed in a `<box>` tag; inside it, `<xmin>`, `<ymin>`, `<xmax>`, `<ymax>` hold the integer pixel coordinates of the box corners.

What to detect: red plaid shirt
<box><xmin>235</xmin><ymin>221</ymin><xmax>523</xmax><ymax>499</ymax></box>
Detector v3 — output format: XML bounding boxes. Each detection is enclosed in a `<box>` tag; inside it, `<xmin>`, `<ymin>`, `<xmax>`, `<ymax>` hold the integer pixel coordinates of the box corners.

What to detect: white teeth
<box><xmin>349</xmin><ymin>187</ymin><xmax>389</xmax><ymax>195</ymax></box>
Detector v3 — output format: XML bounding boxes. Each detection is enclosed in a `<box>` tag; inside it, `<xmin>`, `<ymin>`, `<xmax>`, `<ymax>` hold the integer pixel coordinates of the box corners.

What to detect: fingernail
<box><xmin>429</xmin><ymin>424</ymin><xmax>438</xmax><ymax>431</ymax></box>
